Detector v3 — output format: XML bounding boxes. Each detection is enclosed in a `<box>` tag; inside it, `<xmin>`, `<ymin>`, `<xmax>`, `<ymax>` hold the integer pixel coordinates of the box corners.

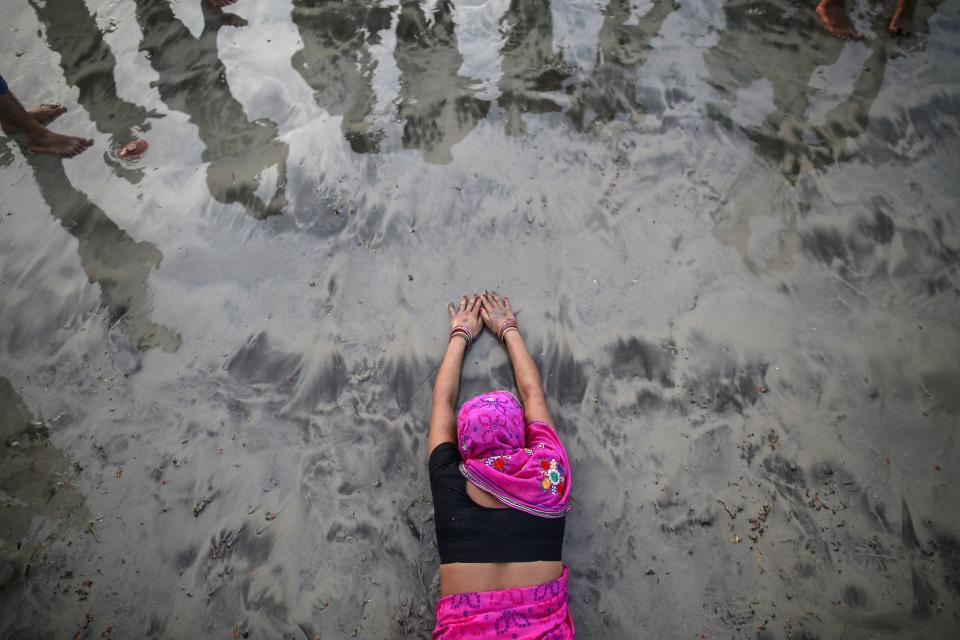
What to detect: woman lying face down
<box><xmin>427</xmin><ymin>291</ymin><xmax>575</xmax><ymax>639</ymax></box>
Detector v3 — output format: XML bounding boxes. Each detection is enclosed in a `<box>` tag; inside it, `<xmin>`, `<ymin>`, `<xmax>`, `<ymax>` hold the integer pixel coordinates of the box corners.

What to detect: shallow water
<box><xmin>1</xmin><ymin>0</ymin><xmax>959</xmax><ymax>637</ymax></box>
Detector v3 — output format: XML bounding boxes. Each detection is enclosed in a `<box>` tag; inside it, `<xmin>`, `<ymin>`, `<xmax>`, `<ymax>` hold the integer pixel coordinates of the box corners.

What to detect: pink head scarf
<box><xmin>457</xmin><ymin>391</ymin><xmax>571</xmax><ymax>518</ymax></box>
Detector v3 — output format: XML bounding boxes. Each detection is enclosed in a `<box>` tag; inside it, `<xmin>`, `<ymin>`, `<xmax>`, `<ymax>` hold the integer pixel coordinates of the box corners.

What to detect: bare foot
<box><xmin>815</xmin><ymin>0</ymin><xmax>863</xmax><ymax>40</ymax></box>
<box><xmin>888</xmin><ymin>0</ymin><xmax>917</xmax><ymax>35</ymax></box>
<box><xmin>208</xmin><ymin>0</ymin><xmax>238</xmax><ymax>7</ymax></box>
<box><xmin>29</xmin><ymin>103</ymin><xmax>67</xmax><ymax>125</ymax></box>
<box><xmin>27</xmin><ymin>128</ymin><xmax>94</xmax><ymax>157</ymax></box>
<box><xmin>0</xmin><ymin>103</ymin><xmax>67</xmax><ymax>134</ymax></box>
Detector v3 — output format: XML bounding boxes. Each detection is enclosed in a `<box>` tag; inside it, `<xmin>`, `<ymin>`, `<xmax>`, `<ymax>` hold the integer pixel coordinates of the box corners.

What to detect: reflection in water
<box><xmin>0</xmin><ymin>139</ymin><xmax>12</xmax><ymax>169</ymax></box>
<box><xmin>0</xmin><ymin>376</ymin><xmax>87</xmax><ymax>634</ymax></box>
<box><xmin>23</xmin><ymin>148</ymin><xmax>181</xmax><ymax>352</ymax></box>
<box><xmin>496</xmin><ymin>0</ymin><xmax>569</xmax><ymax>135</ymax></box>
<box><xmin>704</xmin><ymin>0</ymin><xmax>889</xmax><ymax>178</ymax></box>
<box><xmin>291</xmin><ymin>0</ymin><xmax>393</xmax><ymax>153</ymax></box>
<box><xmin>30</xmin><ymin>0</ymin><xmax>157</xmax><ymax>183</ymax></box>
<box><xmin>394</xmin><ymin>0</ymin><xmax>489</xmax><ymax>164</ymax></box>
<box><xmin>133</xmin><ymin>0</ymin><xmax>289</xmax><ymax>218</ymax></box>
<box><xmin>702</xmin><ymin>0</ymin><xmax>944</xmax><ymax>269</ymax></box>
<box><xmin>565</xmin><ymin>0</ymin><xmax>676</xmax><ymax>130</ymax></box>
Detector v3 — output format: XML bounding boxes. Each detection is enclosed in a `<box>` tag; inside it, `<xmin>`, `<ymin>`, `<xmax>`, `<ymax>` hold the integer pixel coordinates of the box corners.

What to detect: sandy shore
<box><xmin>1</xmin><ymin>0</ymin><xmax>958</xmax><ymax>637</ymax></box>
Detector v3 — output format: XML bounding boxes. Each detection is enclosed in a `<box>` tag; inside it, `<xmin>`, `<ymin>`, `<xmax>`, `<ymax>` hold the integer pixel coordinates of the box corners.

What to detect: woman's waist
<box><xmin>439</xmin><ymin>560</ymin><xmax>564</xmax><ymax>597</ymax></box>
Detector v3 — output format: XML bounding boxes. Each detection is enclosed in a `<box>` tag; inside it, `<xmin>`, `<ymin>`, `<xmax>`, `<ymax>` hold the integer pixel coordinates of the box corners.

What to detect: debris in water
<box><xmin>747</xmin><ymin>500</ymin><xmax>772</xmax><ymax>541</ymax></box>
<box><xmin>193</xmin><ymin>497</ymin><xmax>212</xmax><ymax>517</ymax></box>
<box><xmin>717</xmin><ymin>499</ymin><xmax>737</xmax><ymax>520</ymax></box>
<box><xmin>118</xmin><ymin>139</ymin><xmax>148</xmax><ymax>159</ymax></box>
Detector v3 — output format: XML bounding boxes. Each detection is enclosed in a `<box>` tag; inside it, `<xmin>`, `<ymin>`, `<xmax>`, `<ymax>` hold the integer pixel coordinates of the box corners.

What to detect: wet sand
<box><xmin>1</xmin><ymin>0</ymin><xmax>959</xmax><ymax>637</ymax></box>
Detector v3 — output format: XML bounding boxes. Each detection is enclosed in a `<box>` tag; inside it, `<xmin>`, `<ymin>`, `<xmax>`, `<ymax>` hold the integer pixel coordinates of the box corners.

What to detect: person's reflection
<box><xmin>565</xmin><ymin>0</ymin><xmax>676</xmax><ymax>131</ymax></box>
<box><xmin>133</xmin><ymin>0</ymin><xmax>288</xmax><ymax>219</ymax></box>
<box><xmin>394</xmin><ymin>0</ymin><xmax>489</xmax><ymax>164</ymax></box>
<box><xmin>290</xmin><ymin>0</ymin><xmax>393</xmax><ymax>153</ymax></box>
<box><xmin>16</xmin><ymin>142</ymin><xmax>181</xmax><ymax>352</ymax></box>
<box><xmin>496</xmin><ymin>0</ymin><xmax>570</xmax><ymax>136</ymax></box>
<box><xmin>0</xmin><ymin>375</ymin><xmax>88</xmax><ymax>599</ymax></box>
<box><xmin>703</xmin><ymin>0</ymin><xmax>941</xmax><ymax>267</ymax></box>
<box><xmin>704</xmin><ymin>0</ymin><xmax>887</xmax><ymax>178</ymax></box>
<box><xmin>29</xmin><ymin>0</ymin><xmax>157</xmax><ymax>183</ymax></box>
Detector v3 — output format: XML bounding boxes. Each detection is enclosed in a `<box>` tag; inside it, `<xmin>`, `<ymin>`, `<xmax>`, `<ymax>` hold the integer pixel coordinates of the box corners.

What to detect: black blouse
<box><xmin>429</xmin><ymin>442</ymin><xmax>565</xmax><ymax>564</ymax></box>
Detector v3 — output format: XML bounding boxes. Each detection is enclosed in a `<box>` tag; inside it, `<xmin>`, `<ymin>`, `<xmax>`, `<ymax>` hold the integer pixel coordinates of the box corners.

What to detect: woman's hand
<box><xmin>431</xmin><ymin>295</ymin><xmax>480</xmax><ymax>454</ymax></box>
<box><xmin>479</xmin><ymin>291</ymin><xmax>515</xmax><ymax>334</ymax></box>
<box><xmin>448</xmin><ymin>294</ymin><xmax>483</xmax><ymax>338</ymax></box>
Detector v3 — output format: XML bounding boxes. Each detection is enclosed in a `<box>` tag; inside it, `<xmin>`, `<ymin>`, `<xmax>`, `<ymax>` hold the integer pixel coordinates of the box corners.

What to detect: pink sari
<box><xmin>432</xmin><ymin>567</ymin><xmax>575</xmax><ymax>639</ymax></box>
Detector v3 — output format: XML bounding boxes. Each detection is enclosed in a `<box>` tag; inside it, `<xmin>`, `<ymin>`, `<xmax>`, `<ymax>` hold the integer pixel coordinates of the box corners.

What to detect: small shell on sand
<box><xmin>118</xmin><ymin>139</ymin><xmax>148</xmax><ymax>159</ymax></box>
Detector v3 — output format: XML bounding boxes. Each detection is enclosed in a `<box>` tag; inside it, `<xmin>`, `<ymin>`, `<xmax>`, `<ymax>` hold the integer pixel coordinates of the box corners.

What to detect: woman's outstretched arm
<box><xmin>480</xmin><ymin>292</ymin><xmax>554</xmax><ymax>427</ymax></box>
<box><xmin>428</xmin><ymin>295</ymin><xmax>483</xmax><ymax>456</ymax></box>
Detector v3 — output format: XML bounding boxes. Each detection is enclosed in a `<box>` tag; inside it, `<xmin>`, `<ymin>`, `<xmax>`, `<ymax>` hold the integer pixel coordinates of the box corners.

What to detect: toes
<box><xmin>36</xmin><ymin>103</ymin><xmax>66</xmax><ymax>116</ymax></box>
<box><xmin>64</xmin><ymin>138</ymin><xmax>93</xmax><ymax>156</ymax></box>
